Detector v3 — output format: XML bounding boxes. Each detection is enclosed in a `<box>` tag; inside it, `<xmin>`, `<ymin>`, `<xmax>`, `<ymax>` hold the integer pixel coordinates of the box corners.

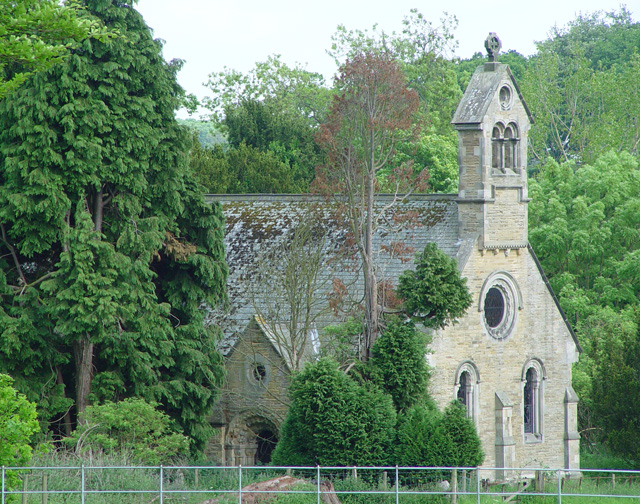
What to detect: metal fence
<box><xmin>2</xmin><ymin>464</ymin><xmax>640</xmax><ymax>503</ymax></box>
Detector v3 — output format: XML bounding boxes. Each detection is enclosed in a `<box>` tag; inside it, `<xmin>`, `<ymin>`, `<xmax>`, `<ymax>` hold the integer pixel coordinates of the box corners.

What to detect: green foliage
<box><xmin>521</xmin><ymin>9</ymin><xmax>640</xmax><ymax>162</ymax></box>
<box><xmin>319</xmin><ymin>318</ymin><xmax>362</xmax><ymax>366</ymax></box>
<box><xmin>226</xmin><ymin>142</ymin><xmax>301</xmax><ymax>193</ymax></box>
<box><xmin>0</xmin><ymin>374</ymin><xmax>39</xmax><ymax>468</ymax></box>
<box><xmin>224</xmin><ymin>98</ymin><xmax>322</xmax><ymax>190</ymax></box>
<box><xmin>391</xmin><ymin>130</ymin><xmax>459</xmax><ymax>193</ymax></box>
<box><xmin>0</xmin><ymin>0</ymin><xmax>111</xmax><ymax>98</ymax></box>
<box><xmin>271</xmin><ymin>358</ymin><xmax>396</xmax><ymax>467</ymax></box>
<box><xmin>529</xmin><ymin>152</ymin><xmax>640</xmax><ymax>319</ymax></box>
<box><xmin>203</xmin><ymin>54</ymin><xmax>331</xmax><ymax>125</ymax></box>
<box><xmin>584</xmin><ymin>307</ymin><xmax>640</xmax><ymax>462</ymax></box>
<box><xmin>188</xmin><ymin>134</ymin><xmax>232</xmax><ymax>193</ymax></box>
<box><xmin>537</xmin><ymin>7</ymin><xmax>640</xmax><ymax>71</ymax></box>
<box><xmin>64</xmin><ymin>398</ymin><xmax>189</xmax><ymax>465</ymax></box>
<box><xmin>179</xmin><ymin>119</ymin><xmax>227</xmax><ymax>148</ymax></box>
<box><xmin>397</xmin><ymin>243</ymin><xmax>472</xmax><ymax>329</ymax></box>
<box><xmin>396</xmin><ymin>402</ymin><xmax>484</xmax><ymax>468</ymax></box>
<box><xmin>0</xmin><ymin>0</ymin><xmax>227</xmax><ymax>453</ymax></box>
<box><xmin>329</xmin><ymin>9</ymin><xmax>461</xmax><ymax>136</ymax></box>
<box><xmin>370</xmin><ymin>317</ymin><xmax>430</xmax><ymax>412</ymax></box>
<box><xmin>395</xmin><ymin>404</ymin><xmax>442</xmax><ymax>467</ymax></box>
<box><xmin>437</xmin><ymin>402</ymin><xmax>484</xmax><ymax>467</ymax></box>
<box><xmin>529</xmin><ymin>151</ymin><xmax>640</xmax><ymax>461</ymax></box>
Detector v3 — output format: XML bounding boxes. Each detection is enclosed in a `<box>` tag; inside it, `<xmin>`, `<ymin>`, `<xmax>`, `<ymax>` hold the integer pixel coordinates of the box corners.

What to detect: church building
<box><xmin>205</xmin><ymin>35</ymin><xmax>581</xmax><ymax>475</ymax></box>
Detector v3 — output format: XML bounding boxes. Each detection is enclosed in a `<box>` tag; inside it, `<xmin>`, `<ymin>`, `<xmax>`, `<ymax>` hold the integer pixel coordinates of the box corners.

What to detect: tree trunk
<box><xmin>362</xmin><ymin>170</ymin><xmax>378</xmax><ymax>361</ymax></box>
<box><xmin>56</xmin><ymin>366</ymin><xmax>73</xmax><ymax>436</ymax></box>
<box><xmin>74</xmin><ymin>335</ymin><xmax>94</xmax><ymax>422</ymax></box>
<box><xmin>93</xmin><ymin>185</ymin><xmax>104</xmax><ymax>232</ymax></box>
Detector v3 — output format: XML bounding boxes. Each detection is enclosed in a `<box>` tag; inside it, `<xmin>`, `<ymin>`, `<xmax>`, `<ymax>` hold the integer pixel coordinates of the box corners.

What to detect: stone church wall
<box><xmin>428</xmin><ymin>246</ymin><xmax>578</xmax><ymax>471</ymax></box>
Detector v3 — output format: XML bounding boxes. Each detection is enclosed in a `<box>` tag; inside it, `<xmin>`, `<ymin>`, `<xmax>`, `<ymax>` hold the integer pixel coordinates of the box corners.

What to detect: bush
<box><xmin>0</xmin><ymin>374</ymin><xmax>39</xmax><ymax>493</ymax></box>
<box><xmin>64</xmin><ymin>398</ymin><xmax>189</xmax><ymax>465</ymax></box>
<box><xmin>272</xmin><ymin>358</ymin><xmax>396</xmax><ymax>466</ymax></box>
<box><xmin>370</xmin><ymin>317</ymin><xmax>430</xmax><ymax>412</ymax></box>
<box><xmin>396</xmin><ymin>402</ymin><xmax>483</xmax><ymax>468</ymax></box>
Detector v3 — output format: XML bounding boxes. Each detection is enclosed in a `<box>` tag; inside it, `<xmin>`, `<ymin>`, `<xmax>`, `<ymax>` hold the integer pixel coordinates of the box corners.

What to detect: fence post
<box><xmin>557</xmin><ymin>469</ymin><xmax>561</xmax><ymax>504</ymax></box>
<box><xmin>476</xmin><ymin>467</ymin><xmax>480</xmax><ymax>504</ymax></box>
<box><xmin>317</xmin><ymin>465</ymin><xmax>321</xmax><ymax>504</ymax></box>
<box><xmin>451</xmin><ymin>469</ymin><xmax>458</xmax><ymax>504</ymax></box>
<box><xmin>81</xmin><ymin>464</ymin><xmax>85</xmax><ymax>504</ymax></box>
<box><xmin>395</xmin><ymin>465</ymin><xmax>399</xmax><ymax>504</ymax></box>
<box><xmin>238</xmin><ymin>465</ymin><xmax>242</xmax><ymax>504</ymax></box>
<box><xmin>43</xmin><ymin>473</ymin><xmax>48</xmax><ymax>504</ymax></box>
<box><xmin>159</xmin><ymin>465</ymin><xmax>164</xmax><ymax>504</ymax></box>
<box><xmin>21</xmin><ymin>475</ymin><xmax>27</xmax><ymax>504</ymax></box>
<box><xmin>1</xmin><ymin>466</ymin><xmax>4</xmax><ymax>504</ymax></box>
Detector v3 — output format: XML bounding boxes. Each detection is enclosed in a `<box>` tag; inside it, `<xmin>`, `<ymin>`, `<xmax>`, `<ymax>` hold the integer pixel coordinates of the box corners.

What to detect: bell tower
<box><xmin>452</xmin><ymin>33</ymin><xmax>533</xmax><ymax>250</ymax></box>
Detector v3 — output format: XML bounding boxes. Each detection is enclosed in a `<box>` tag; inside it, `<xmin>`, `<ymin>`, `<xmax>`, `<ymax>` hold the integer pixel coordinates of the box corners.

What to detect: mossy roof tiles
<box><xmin>205</xmin><ymin>193</ymin><xmax>465</xmax><ymax>354</ymax></box>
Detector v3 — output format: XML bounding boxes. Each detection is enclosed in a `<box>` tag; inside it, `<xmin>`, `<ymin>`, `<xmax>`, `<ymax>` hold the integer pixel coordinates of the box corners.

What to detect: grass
<box><xmin>3</xmin><ymin>451</ymin><xmax>639</xmax><ymax>503</ymax></box>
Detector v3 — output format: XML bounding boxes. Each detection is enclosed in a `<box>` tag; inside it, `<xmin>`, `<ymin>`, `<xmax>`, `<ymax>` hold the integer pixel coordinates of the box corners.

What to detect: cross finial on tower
<box><xmin>485</xmin><ymin>33</ymin><xmax>502</xmax><ymax>62</ymax></box>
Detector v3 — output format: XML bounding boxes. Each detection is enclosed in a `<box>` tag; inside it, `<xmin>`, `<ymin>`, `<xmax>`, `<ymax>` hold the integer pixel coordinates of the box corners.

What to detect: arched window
<box><xmin>522</xmin><ymin>359</ymin><xmax>545</xmax><ymax>442</ymax></box>
<box><xmin>491</xmin><ymin>121</ymin><xmax>519</xmax><ymax>172</ymax></box>
<box><xmin>454</xmin><ymin>361</ymin><xmax>480</xmax><ymax>423</ymax></box>
<box><xmin>491</xmin><ymin>123</ymin><xmax>504</xmax><ymax>169</ymax></box>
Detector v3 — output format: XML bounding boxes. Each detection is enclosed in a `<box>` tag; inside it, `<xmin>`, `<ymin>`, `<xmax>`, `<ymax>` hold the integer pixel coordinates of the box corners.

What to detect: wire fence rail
<box><xmin>2</xmin><ymin>464</ymin><xmax>640</xmax><ymax>503</ymax></box>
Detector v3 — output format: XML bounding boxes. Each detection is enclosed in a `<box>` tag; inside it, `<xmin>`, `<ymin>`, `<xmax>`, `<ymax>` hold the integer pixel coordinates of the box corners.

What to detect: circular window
<box><xmin>252</xmin><ymin>364</ymin><xmax>267</xmax><ymax>382</ymax></box>
<box><xmin>499</xmin><ymin>85</ymin><xmax>513</xmax><ymax>110</ymax></box>
<box><xmin>480</xmin><ymin>272</ymin><xmax>521</xmax><ymax>340</ymax></box>
<box><xmin>484</xmin><ymin>287</ymin><xmax>505</xmax><ymax>328</ymax></box>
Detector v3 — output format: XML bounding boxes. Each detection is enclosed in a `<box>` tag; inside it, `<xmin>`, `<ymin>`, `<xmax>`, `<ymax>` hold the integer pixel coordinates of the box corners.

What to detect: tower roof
<box><xmin>451</xmin><ymin>63</ymin><xmax>533</xmax><ymax>126</ymax></box>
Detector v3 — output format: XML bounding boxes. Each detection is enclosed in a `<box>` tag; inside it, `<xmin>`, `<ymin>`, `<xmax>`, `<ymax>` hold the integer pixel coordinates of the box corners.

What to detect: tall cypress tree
<box><xmin>0</xmin><ymin>0</ymin><xmax>227</xmax><ymax>451</ymax></box>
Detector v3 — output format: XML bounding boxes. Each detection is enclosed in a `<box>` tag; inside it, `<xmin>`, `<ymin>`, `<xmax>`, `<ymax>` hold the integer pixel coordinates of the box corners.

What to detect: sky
<box><xmin>134</xmin><ymin>0</ymin><xmax>635</xmax><ymax>118</ymax></box>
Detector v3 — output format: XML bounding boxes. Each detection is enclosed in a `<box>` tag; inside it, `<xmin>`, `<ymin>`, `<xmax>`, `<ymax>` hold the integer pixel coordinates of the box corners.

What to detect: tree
<box><xmin>529</xmin><ymin>151</ymin><xmax>640</xmax><ymax>459</ymax></box>
<box><xmin>64</xmin><ymin>398</ymin><xmax>189</xmax><ymax>465</ymax></box>
<box><xmin>250</xmin><ymin>213</ymin><xmax>332</xmax><ymax>372</ymax></box>
<box><xmin>369</xmin><ymin>317</ymin><xmax>430</xmax><ymax>412</ymax></box>
<box><xmin>314</xmin><ymin>51</ymin><xmax>420</xmax><ymax>360</ymax></box>
<box><xmin>328</xmin><ymin>9</ymin><xmax>463</xmax><ymax>194</ymax></box>
<box><xmin>203</xmin><ymin>54</ymin><xmax>331</xmax><ymax>125</ymax></box>
<box><xmin>397</xmin><ymin>242</ymin><xmax>472</xmax><ymax>329</ymax></box>
<box><xmin>521</xmin><ymin>9</ymin><xmax>640</xmax><ymax>163</ymax></box>
<box><xmin>0</xmin><ymin>0</ymin><xmax>109</xmax><ymax>98</ymax></box>
<box><xmin>0</xmin><ymin>0</ymin><xmax>227</xmax><ymax>452</ymax></box>
<box><xmin>188</xmin><ymin>134</ymin><xmax>232</xmax><ymax>193</ymax></box>
<box><xmin>271</xmin><ymin>358</ymin><xmax>396</xmax><ymax>466</ymax></box>
<box><xmin>328</xmin><ymin>9</ymin><xmax>460</xmax><ymax>135</ymax></box>
<box><xmin>0</xmin><ymin>374</ymin><xmax>39</xmax><ymax>468</ymax></box>
<box><xmin>224</xmin><ymin>98</ymin><xmax>323</xmax><ymax>190</ymax></box>
<box><xmin>390</xmin><ymin>130</ymin><xmax>459</xmax><ymax>193</ymax></box>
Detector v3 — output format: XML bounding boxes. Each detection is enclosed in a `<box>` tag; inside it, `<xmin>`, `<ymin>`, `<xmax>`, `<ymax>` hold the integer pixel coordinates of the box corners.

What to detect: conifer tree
<box><xmin>0</xmin><ymin>0</ymin><xmax>227</xmax><ymax>451</ymax></box>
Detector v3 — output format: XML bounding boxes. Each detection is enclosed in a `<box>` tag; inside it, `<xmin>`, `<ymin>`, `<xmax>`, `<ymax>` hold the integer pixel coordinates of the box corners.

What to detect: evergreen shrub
<box><xmin>271</xmin><ymin>358</ymin><xmax>396</xmax><ymax>467</ymax></box>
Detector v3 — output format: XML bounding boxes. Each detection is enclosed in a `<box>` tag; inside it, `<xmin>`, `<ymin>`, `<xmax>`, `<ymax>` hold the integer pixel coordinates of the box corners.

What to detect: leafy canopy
<box><xmin>0</xmin><ymin>0</ymin><xmax>227</xmax><ymax>453</ymax></box>
<box><xmin>398</xmin><ymin>242</ymin><xmax>472</xmax><ymax>329</ymax></box>
<box><xmin>0</xmin><ymin>0</ymin><xmax>111</xmax><ymax>98</ymax></box>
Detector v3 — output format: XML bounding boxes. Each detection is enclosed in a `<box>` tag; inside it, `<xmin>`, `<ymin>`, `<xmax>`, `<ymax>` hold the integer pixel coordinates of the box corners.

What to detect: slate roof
<box><xmin>452</xmin><ymin>63</ymin><xmax>533</xmax><ymax>126</ymax></box>
<box><xmin>205</xmin><ymin>193</ymin><xmax>472</xmax><ymax>354</ymax></box>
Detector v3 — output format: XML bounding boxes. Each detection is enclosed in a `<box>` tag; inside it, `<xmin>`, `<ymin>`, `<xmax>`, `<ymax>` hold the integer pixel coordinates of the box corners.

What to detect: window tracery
<box><xmin>522</xmin><ymin>358</ymin><xmax>545</xmax><ymax>442</ymax></box>
<box><xmin>491</xmin><ymin>121</ymin><xmax>519</xmax><ymax>172</ymax></box>
<box><xmin>454</xmin><ymin>361</ymin><xmax>480</xmax><ymax>424</ymax></box>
